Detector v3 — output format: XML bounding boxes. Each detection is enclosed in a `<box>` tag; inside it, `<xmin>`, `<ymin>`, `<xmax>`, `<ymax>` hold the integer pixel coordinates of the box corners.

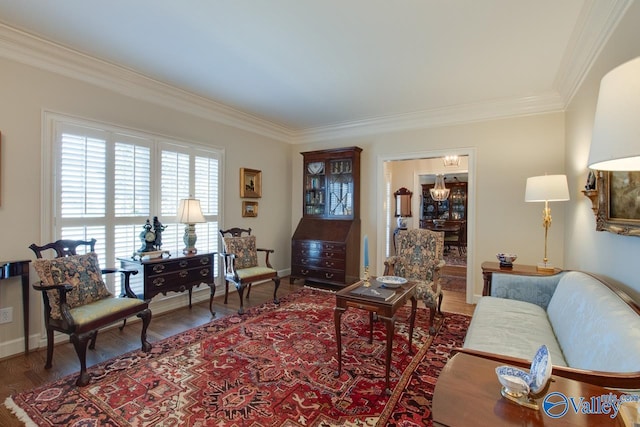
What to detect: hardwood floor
<box><xmin>0</xmin><ymin>277</ymin><xmax>474</xmax><ymax>426</ymax></box>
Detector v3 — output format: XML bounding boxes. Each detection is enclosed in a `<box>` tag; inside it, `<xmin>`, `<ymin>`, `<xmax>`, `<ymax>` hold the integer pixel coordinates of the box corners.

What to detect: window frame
<box><xmin>41</xmin><ymin>111</ymin><xmax>225</xmax><ymax>298</ymax></box>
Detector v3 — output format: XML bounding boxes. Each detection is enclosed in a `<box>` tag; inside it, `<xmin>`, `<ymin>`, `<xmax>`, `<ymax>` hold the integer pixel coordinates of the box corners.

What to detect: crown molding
<box><xmin>0</xmin><ymin>24</ymin><xmax>296</xmax><ymax>143</ymax></box>
<box><xmin>294</xmin><ymin>92</ymin><xmax>565</xmax><ymax>143</ymax></box>
<box><xmin>0</xmin><ymin>0</ymin><xmax>628</xmax><ymax>147</ymax></box>
<box><xmin>554</xmin><ymin>0</ymin><xmax>633</xmax><ymax>106</ymax></box>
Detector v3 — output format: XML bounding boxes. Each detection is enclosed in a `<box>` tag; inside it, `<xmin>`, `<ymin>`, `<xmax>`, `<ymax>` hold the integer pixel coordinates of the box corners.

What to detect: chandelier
<box><xmin>430</xmin><ymin>174</ymin><xmax>450</xmax><ymax>201</ymax></box>
<box><xmin>443</xmin><ymin>155</ymin><xmax>460</xmax><ymax>167</ymax></box>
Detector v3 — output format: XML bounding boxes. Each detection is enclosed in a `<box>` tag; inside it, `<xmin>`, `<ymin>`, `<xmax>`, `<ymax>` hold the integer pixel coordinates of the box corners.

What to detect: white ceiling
<box><xmin>0</xmin><ymin>1</ymin><xmax>632</xmax><ymax>140</ymax></box>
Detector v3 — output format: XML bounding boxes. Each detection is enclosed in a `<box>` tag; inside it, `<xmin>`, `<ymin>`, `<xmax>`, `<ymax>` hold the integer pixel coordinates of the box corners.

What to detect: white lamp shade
<box><xmin>525</xmin><ymin>175</ymin><xmax>570</xmax><ymax>202</ymax></box>
<box><xmin>177</xmin><ymin>198</ymin><xmax>206</xmax><ymax>223</ymax></box>
<box><xmin>588</xmin><ymin>56</ymin><xmax>640</xmax><ymax>171</ymax></box>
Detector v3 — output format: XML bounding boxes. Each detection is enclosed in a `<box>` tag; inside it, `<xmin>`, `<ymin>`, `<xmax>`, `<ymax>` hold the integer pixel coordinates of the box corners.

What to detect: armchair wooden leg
<box><xmin>208</xmin><ymin>283</ymin><xmax>216</xmax><ymax>316</ymax></box>
<box><xmin>138</xmin><ymin>308</ymin><xmax>152</xmax><ymax>352</ymax></box>
<box><xmin>44</xmin><ymin>328</ymin><xmax>54</xmax><ymax>369</ymax></box>
<box><xmin>88</xmin><ymin>330</ymin><xmax>98</xmax><ymax>350</ymax></box>
<box><xmin>272</xmin><ymin>277</ymin><xmax>281</xmax><ymax>305</ymax></box>
<box><xmin>119</xmin><ymin>318</ymin><xmax>127</xmax><ymax>331</ymax></box>
<box><xmin>246</xmin><ymin>283</ymin><xmax>252</xmax><ymax>299</ymax></box>
<box><xmin>428</xmin><ymin>307</ymin><xmax>436</xmax><ymax>335</ymax></box>
<box><xmin>236</xmin><ymin>282</ymin><xmax>246</xmax><ymax>315</ymax></box>
<box><xmin>70</xmin><ymin>332</ymin><xmax>93</xmax><ymax>387</ymax></box>
<box><xmin>224</xmin><ymin>280</ymin><xmax>230</xmax><ymax>304</ymax></box>
<box><xmin>438</xmin><ymin>292</ymin><xmax>444</xmax><ymax>315</ymax></box>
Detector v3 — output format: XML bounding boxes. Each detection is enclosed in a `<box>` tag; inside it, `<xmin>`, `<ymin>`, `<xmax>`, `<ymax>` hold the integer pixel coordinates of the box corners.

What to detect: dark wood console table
<box><xmin>0</xmin><ymin>260</ymin><xmax>31</xmax><ymax>354</ymax></box>
<box><xmin>481</xmin><ymin>261</ymin><xmax>562</xmax><ymax>296</ymax></box>
<box><xmin>119</xmin><ymin>253</ymin><xmax>216</xmax><ymax>312</ymax></box>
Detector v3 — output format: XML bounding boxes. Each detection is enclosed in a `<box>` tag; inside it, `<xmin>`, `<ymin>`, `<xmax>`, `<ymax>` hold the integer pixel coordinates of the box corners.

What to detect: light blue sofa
<box><xmin>461</xmin><ymin>270</ymin><xmax>640</xmax><ymax>388</ymax></box>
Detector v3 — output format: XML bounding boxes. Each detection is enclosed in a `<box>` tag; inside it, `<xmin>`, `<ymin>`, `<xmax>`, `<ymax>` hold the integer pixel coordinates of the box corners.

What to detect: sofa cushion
<box><xmin>491</xmin><ymin>271</ymin><xmax>564</xmax><ymax>310</ymax></box>
<box><xmin>463</xmin><ymin>296</ymin><xmax>567</xmax><ymax>366</ymax></box>
<box><xmin>33</xmin><ymin>253</ymin><xmax>112</xmax><ymax>320</ymax></box>
<box><xmin>547</xmin><ymin>271</ymin><xmax>640</xmax><ymax>373</ymax></box>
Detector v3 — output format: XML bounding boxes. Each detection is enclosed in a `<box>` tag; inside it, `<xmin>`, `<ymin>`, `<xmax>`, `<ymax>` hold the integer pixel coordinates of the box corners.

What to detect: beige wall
<box><xmin>0</xmin><ymin>58</ymin><xmax>292</xmax><ymax>357</ymax></box>
<box><xmin>291</xmin><ymin>112</ymin><xmax>566</xmax><ymax>299</ymax></box>
<box><xmin>564</xmin><ymin>0</ymin><xmax>640</xmax><ymax>300</ymax></box>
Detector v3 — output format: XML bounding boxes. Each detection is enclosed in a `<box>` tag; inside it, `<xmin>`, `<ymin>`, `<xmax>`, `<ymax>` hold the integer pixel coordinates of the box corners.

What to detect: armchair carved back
<box><xmin>219</xmin><ymin>228</ymin><xmax>258</xmax><ymax>269</ymax></box>
<box><xmin>394</xmin><ymin>229</ymin><xmax>444</xmax><ymax>283</ymax></box>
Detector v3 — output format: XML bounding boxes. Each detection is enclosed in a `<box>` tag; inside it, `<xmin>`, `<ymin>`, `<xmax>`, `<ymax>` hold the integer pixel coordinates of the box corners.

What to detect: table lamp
<box><xmin>525</xmin><ymin>175</ymin><xmax>569</xmax><ymax>271</ymax></box>
<box><xmin>588</xmin><ymin>56</ymin><xmax>640</xmax><ymax>171</ymax></box>
<box><xmin>177</xmin><ymin>197</ymin><xmax>206</xmax><ymax>255</ymax></box>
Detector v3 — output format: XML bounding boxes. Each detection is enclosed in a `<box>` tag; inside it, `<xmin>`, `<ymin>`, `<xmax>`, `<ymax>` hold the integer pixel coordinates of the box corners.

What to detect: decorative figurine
<box><xmin>153</xmin><ymin>216</ymin><xmax>166</xmax><ymax>249</ymax></box>
<box><xmin>585</xmin><ymin>170</ymin><xmax>597</xmax><ymax>191</ymax></box>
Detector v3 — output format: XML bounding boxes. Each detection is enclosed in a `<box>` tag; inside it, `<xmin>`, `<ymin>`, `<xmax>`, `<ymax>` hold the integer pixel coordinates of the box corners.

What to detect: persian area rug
<box><xmin>440</xmin><ymin>273</ymin><xmax>467</xmax><ymax>294</ymax></box>
<box><xmin>6</xmin><ymin>288</ymin><xmax>470</xmax><ymax>427</ymax></box>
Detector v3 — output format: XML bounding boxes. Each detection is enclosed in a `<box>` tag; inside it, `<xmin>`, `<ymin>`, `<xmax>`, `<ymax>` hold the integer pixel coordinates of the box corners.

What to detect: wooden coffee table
<box><xmin>334</xmin><ymin>278</ymin><xmax>418</xmax><ymax>394</ymax></box>
<box><xmin>433</xmin><ymin>352</ymin><xmax>622</xmax><ymax>426</ymax></box>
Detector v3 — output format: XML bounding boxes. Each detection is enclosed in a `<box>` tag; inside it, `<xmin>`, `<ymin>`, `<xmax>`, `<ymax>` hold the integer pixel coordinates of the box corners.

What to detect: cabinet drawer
<box><xmin>292</xmin><ymin>256</ymin><xmax>345</xmax><ymax>270</ymax></box>
<box><xmin>146</xmin><ymin>255</ymin><xmax>211</xmax><ymax>275</ymax></box>
<box><xmin>291</xmin><ymin>265</ymin><xmax>345</xmax><ymax>284</ymax></box>
<box><xmin>148</xmin><ymin>266</ymin><xmax>212</xmax><ymax>290</ymax></box>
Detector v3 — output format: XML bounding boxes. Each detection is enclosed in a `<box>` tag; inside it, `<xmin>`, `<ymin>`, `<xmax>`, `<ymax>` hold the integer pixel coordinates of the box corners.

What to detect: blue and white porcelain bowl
<box><xmin>496</xmin><ymin>253</ymin><xmax>517</xmax><ymax>266</ymax></box>
<box><xmin>495</xmin><ymin>365</ymin><xmax>530</xmax><ymax>397</ymax></box>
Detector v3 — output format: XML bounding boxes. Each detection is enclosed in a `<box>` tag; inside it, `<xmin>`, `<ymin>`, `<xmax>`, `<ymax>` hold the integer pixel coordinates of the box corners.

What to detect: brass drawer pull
<box><xmin>152</xmin><ymin>264</ymin><xmax>165</xmax><ymax>274</ymax></box>
<box><xmin>179</xmin><ymin>271</ymin><xmax>188</xmax><ymax>278</ymax></box>
<box><xmin>200</xmin><ymin>268</ymin><xmax>210</xmax><ymax>276</ymax></box>
<box><xmin>325</xmin><ymin>273</ymin><xmax>334</xmax><ymax>278</ymax></box>
<box><xmin>153</xmin><ymin>278</ymin><xmax>165</xmax><ymax>287</ymax></box>
<box><xmin>301</xmin><ymin>269</ymin><xmax>309</xmax><ymax>276</ymax></box>
<box><xmin>325</xmin><ymin>261</ymin><xmax>334</xmax><ymax>267</ymax></box>
<box><xmin>179</xmin><ymin>260</ymin><xmax>188</xmax><ymax>268</ymax></box>
<box><xmin>200</xmin><ymin>257</ymin><xmax>209</xmax><ymax>265</ymax></box>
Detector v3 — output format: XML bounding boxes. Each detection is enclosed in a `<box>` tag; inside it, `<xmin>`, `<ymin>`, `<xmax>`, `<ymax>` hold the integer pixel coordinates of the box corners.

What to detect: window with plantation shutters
<box><xmin>47</xmin><ymin>114</ymin><xmax>221</xmax><ymax>298</ymax></box>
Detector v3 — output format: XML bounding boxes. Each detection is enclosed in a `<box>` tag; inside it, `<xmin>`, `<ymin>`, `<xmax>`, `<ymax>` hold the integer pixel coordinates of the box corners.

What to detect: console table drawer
<box><xmin>291</xmin><ymin>265</ymin><xmax>345</xmax><ymax>284</ymax></box>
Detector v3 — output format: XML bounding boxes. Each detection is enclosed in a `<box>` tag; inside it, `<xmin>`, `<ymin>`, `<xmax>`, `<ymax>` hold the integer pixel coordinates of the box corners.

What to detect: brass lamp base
<box><xmin>537</xmin><ymin>261</ymin><xmax>555</xmax><ymax>272</ymax></box>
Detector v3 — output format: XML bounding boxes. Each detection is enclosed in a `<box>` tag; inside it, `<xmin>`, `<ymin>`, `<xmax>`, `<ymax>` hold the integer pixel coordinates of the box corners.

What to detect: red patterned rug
<box><xmin>6</xmin><ymin>288</ymin><xmax>469</xmax><ymax>426</ymax></box>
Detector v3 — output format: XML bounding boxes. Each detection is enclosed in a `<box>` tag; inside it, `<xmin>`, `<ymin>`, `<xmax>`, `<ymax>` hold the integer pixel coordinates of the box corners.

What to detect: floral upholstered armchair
<box><xmin>384</xmin><ymin>228</ymin><xmax>445</xmax><ymax>333</ymax></box>
<box><xmin>29</xmin><ymin>239</ymin><xmax>152</xmax><ymax>386</ymax></box>
<box><xmin>220</xmin><ymin>228</ymin><xmax>280</xmax><ymax>315</ymax></box>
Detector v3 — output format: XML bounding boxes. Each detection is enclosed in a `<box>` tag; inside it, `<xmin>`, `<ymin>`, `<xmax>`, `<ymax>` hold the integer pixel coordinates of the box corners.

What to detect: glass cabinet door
<box><xmin>327</xmin><ymin>158</ymin><xmax>354</xmax><ymax>217</ymax></box>
<box><xmin>304</xmin><ymin>161</ymin><xmax>326</xmax><ymax>216</ymax></box>
<box><xmin>450</xmin><ymin>186</ymin><xmax>466</xmax><ymax>220</ymax></box>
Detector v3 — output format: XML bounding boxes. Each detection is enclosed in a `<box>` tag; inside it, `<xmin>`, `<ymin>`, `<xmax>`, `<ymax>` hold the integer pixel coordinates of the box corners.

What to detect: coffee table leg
<box><xmin>408</xmin><ymin>295</ymin><xmax>417</xmax><ymax>355</ymax></box>
<box><xmin>381</xmin><ymin>315</ymin><xmax>395</xmax><ymax>395</ymax></box>
<box><xmin>369</xmin><ymin>311</ymin><xmax>374</xmax><ymax>343</ymax></box>
<box><xmin>334</xmin><ymin>306</ymin><xmax>346</xmax><ymax>378</ymax></box>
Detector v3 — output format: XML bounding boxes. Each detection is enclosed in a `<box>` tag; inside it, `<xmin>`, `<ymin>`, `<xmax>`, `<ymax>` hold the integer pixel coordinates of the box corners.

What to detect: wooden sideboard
<box><xmin>119</xmin><ymin>252</ymin><xmax>215</xmax><ymax>308</ymax></box>
<box><xmin>481</xmin><ymin>261</ymin><xmax>563</xmax><ymax>296</ymax></box>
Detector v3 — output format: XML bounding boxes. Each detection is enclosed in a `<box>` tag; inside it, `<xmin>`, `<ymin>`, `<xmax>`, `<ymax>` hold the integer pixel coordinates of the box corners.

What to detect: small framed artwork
<box><xmin>242</xmin><ymin>201</ymin><xmax>258</xmax><ymax>217</ymax></box>
<box><xmin>240</xmin><ymin>168</ymin><xmax>262</xmax><ymax>198</ymax></box>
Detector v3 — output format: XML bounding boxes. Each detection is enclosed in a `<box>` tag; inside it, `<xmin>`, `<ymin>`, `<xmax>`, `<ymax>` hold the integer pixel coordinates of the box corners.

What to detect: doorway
<box><xmin>377</xmin><ymin>148</ymin><xmax>476</xmax><ymax>304</ymax></box>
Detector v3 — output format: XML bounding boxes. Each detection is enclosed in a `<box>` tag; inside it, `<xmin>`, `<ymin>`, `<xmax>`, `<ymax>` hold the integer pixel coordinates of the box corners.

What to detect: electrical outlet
<box><xmin>0</xmin><ymin>307</ymin><xmax>13</xmax><ymax>324</ymax></box>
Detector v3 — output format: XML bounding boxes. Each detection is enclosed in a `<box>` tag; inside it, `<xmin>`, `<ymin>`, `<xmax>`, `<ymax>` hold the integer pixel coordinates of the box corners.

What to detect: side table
<box><xmin>334</xmin><ymin>278</ymin><xmax>418</xmax><ymax>395</ymax></box>
<box><xmin>481</xmin><ymin>261</ymin><xmax>562</xmax><ymax>296</ymax></box>
<box><xmin>433</xmin><ymin>352</ymin><xmax>620</xmax><ymax>426</ymax></box>
<box><xmin>0</xmin><ymin>260</ymin><xmax>31</xmax><ymax>354</ymax></box>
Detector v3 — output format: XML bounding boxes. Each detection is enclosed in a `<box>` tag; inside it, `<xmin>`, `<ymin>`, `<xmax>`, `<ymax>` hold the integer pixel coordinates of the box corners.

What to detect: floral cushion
<box><xmin>33</xmin><ymin>253</ymin><xmax>112</xmax><ymax>320</ymax></box>
<box><xmin>223</xmin><ymin>236</ymin><xmax>258</xmax><ymax>269</ymax></box>
<box><xmin>394</xmin><ymin>229</ymin><xmax>444</xmax><ymax>282</ymax></box>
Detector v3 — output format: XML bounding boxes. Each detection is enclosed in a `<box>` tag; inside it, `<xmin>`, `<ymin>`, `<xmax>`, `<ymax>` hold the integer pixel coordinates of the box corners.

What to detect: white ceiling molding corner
<box><xmin>553</xmin><ymin>0</ymin><xmax>634</xmax><ymax>107</ymax></box>
<box><xmin>0</xmin><ymin>24</ymin><xmax>296</xmax><ymax>144</ymax></box>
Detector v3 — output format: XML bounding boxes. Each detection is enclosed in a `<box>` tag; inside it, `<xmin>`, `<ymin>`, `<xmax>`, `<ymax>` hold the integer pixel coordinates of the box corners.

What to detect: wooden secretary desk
<box><xmin>291</xmin><ymin>147</ymin><xmax>361</xmax><ymax>287</ymax></box>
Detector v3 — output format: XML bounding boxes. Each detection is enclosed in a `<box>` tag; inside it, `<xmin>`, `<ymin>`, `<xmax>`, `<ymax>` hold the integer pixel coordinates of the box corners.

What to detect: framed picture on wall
<box><xmin>242</xmin><ymin>201</ymin><xmax>258</xmax><ymax>217</ymax></box>
<box><xmin>595</xmin><ymin>170</ymin><xmax>640</xmax><ymax>237</ymax></box>
<box><xmin>240</xmin><ymin>168</ymin><xmax>262</xmax><ymax>198</ymax></box>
